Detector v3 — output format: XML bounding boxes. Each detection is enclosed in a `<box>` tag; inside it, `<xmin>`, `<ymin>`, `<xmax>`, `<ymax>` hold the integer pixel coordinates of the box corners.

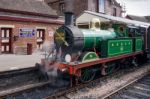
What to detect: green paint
<box><xmin>101</xmin><ymin>38</ymin><xmax>133</xmax><ymax>58</ymax></box>
<box><xmin>82</xmin><ymin>52</ymin><xmax>99</xmax><ymax>62</ymax></box>
<box><xmin>112</xmin><ymin>24</ymin><xmax>128</xmax><ymax>37</ymax></box>
<box><xmin>135</xmin><ymin>37</ymin><xmax>143</xmax><ymax>52</ymax></box>
<box><xmin>108</xmin><ymin>39</ymin><xmax>133</xmax><ymax>56</ymax></box>
<box><xmin>80</xmin><ymin>29</ymin><xmax>116</xmax><ymax>50</ymax></box>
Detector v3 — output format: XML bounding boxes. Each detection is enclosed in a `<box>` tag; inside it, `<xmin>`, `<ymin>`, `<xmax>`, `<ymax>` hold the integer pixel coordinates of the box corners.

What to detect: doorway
<box><xmin>0</xmin><ymin>28</ymin><xmax>12</xmax><ymax>53</ymax></box>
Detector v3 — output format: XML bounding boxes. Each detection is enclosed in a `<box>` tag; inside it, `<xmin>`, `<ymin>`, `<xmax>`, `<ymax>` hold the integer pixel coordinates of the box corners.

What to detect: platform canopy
<box><xmin>76</xmin><ymin>11</ymin><xmax>150</xmax><ymax>27</ymax></box>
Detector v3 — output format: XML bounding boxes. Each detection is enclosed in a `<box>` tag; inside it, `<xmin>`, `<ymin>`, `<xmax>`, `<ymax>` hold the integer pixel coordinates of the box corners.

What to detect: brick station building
<box><xmin>45</xmin><ymin>0</ymin><xmax>123</xmax><ymax>17</ymax></box>
<box><xmin>0</xmin><ymin>0</ymin><xmax>63</xmax><ymax>54</ymax></box>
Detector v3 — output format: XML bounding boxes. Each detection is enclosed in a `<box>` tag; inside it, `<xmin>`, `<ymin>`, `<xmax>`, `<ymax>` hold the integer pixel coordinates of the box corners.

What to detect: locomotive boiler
<box><xmin>54</xmin><ymin>12</ymin><xmax>118</xmax><ymax>63</ymax></box>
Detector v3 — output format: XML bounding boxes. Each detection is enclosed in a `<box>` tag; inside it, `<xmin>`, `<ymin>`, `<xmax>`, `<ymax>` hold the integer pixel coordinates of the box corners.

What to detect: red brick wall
<box><xmin>87</xmin><ymin>0</ymin><xmax>98</xmax><ymax>12</ymax></box>
<box><xmin>0</xmin><ymin>20</ymin><xmax>61</xmax><ymax>54</ymax></box>
<box><xmin>49</xmin><ymin>0</ymin><xmax>88</xmax><ymax>17</ymax></box>
<box><xmin>46</xmin><ymin>0</ymin><xmax>122</xmax><ymax>17</ymax></box>
<box><xmin>73</xmin><ymin>0</ymin><xmax>88</xmax><ymax>16</ymax></box>
<box><xmin>103</xmin><ymin>0</ymin><xmax>122</xmax><ymax>17</ymax></box>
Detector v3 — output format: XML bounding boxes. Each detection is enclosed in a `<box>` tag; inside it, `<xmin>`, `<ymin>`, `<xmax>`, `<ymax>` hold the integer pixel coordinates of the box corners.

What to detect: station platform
<box><xmin>0</xmin><ymin>52</ymin><xmax>42</xmax><ymax>72</ymax></box>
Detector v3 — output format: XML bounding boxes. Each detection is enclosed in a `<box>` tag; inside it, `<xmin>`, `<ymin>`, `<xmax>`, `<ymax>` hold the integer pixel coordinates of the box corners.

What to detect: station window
<box><xmin>113</xmin><ymin>8</ymin><xmax>117</xmax><ymax>16</ymax></box>
<box><xmin>36</xmin><ymin>29</ymin><xmax>45</xmax><ymax>50</ymax></box>
<box><xmin>98</xmin><ymin>0</ymin><xmax>105</xmax><ymax>13</ymax></box>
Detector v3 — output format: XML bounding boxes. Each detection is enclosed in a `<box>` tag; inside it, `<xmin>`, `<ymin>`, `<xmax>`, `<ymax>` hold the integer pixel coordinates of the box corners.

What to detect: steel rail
<box><xmin>0</xmin><ymin>81</ymin><xmax>52</xmax><ymax>98</ymax></box>
<box><xmin>45</xmin><ymin>65</ymin><xmax>150</xmax><ymax>99</ymax></box>
<box><xmin>1</xmin><ymin>63</ymin><xmax>149</xmax><ymax>99</ymax></box>
<box><xmin>101</xmin><ymin>71</ymin><xmax>150</xmax><ymax>99</ymax></box>
<box><xmin>0</xmin><ymin>67</ymin><xmax>37</xmax><ymax>77</ymax></box>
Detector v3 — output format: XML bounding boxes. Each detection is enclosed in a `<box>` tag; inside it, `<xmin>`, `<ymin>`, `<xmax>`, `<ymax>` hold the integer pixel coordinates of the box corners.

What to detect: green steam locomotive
<box><xmin>42</xmin><ymin>12</ymin><xmax>149</xmax><ymax>84</ymax></box>
<box><xmin>54</xmin><ymin>13</ymin><xmax>143</xmax><ymax>62</ymax></box>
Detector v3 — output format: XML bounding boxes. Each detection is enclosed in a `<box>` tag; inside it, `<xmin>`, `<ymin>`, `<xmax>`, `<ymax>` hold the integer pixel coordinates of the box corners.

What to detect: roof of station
<box><xmin>0</xmin><ymin>0</ymin><xmax>57</xmax><ymax>17</ymax></box>
<box><xmin>76</xmin><ymin>11</ymin><xmax>150</xmax><ymax>27</ymax></box>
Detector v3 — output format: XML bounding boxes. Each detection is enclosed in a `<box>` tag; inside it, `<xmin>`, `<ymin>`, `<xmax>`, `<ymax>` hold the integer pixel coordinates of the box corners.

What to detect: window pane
<box><xmin>40</xmin><ymin>31</ymin><xmax>43</xmax><ymax>37</ymax></box>
<box><xmin>6</xmin><ymin>30</ymin><xmax>10</xmax><ymax>37</ymax></box>
<box><xmin>99</xmin><ymin>0</ymin><xmax>105</xmax><ymax>13</ymax></box>
<box><xmin>37</xmin><ymin>31</ymin><xmax>39</xmax><ymax>37</ymax></box>
<box><xmin>6</xmin><ymin>45</ymin><xmax>9</xmax><ymax>51</ymax></box>
<box><xmin>2</xmin><ymin>46</ymin><xmax>4</xmax><ymax>52</ymax></box>
<box><xmin>1</xmin><ymin>30</ymin><xmax>4</xmax><ymax>37</ymax></box>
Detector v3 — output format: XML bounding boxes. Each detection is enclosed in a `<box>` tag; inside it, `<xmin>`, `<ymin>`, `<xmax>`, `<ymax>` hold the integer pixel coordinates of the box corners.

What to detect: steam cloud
<box><xmin>42</xmin><ymin>41</ymin><xmax>63</xmax><ymax>78</ymax></box>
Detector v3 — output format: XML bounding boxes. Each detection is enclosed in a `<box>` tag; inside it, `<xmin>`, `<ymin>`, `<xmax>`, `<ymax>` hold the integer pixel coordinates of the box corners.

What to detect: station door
<box><xmin>0</xmin><ymin>28</ymin><xmax>12</xmax><ymax>53</ymax></box>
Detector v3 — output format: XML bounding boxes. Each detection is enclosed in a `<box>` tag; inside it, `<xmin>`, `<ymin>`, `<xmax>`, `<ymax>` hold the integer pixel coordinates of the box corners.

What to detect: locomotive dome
<box><xmin>90</xmin><ymin>18</ymin><xmax>101</xmax><ymax>30</ymax></box>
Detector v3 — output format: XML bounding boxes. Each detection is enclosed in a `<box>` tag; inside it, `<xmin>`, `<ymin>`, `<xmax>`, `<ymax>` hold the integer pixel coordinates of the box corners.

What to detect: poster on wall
<box><xmin>19</xmin><ymin>28</ymin><xmax>36</xmax><ymax>38</ymax></box>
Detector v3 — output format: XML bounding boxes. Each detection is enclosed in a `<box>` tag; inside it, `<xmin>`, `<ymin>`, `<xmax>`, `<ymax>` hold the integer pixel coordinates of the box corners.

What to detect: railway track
<box><xmin>45</xmin><ymin>67</ymin><xmax>150</xmax><ymax>99</ymax></box>
<box><xmin>0</xmin><ymin>66</ymin><xmax>70</xmax><ymax>99</ymax></box>
<box><xmin>47</xmin><ymin>63</ymin><xmax>150</xmax><ymax>99</ymax></box>
<box><xmin>0</xmin><ymin>66</ymin><xmax>53</xmax><ymax>98</ymax></box>
<box><xmin>2</xmin><ymin>77</ymin><xmax>69</xmax><ymax>99</ymax></box>
<box><xmin>0</xmin><ymin>63</ymin><xmax>150</xmax><ymax>99</ymax></box>
<box><xmin>103</xmin><ymin>73</ymin><xmax>150</xmax><ymax>99</ymax></box>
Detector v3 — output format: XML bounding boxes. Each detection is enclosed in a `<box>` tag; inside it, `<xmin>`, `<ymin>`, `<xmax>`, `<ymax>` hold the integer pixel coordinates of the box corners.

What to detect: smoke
<box><xmin>40</xmin><ymin>38</ymin><xmax>69</xmax><ymax>86</ymax></box>
<box><xmin>44</xmin><ymin>49</ymin><xmax>63</xmax><ymax>86</ymax></box>
<box><xmin>42</xmin><ymin>41</ymin><xmax>55</xmax><ymax>54</ymax></box>
<box><xmin>41</xmin><ymin>41</ymin><xmax>63</xmax><ymax>79</ymax></box>
<box><xmin>46</xmin><ymin>62</ymin><xmax>59</xmax><ymax>77</ymax></box>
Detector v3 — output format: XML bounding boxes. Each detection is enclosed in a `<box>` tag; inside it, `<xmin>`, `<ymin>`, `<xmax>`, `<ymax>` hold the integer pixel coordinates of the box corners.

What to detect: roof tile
<box><xmin>0</xmin><ymin>0</ymin><xmax>57</xmax><ymax>16</ymax></box>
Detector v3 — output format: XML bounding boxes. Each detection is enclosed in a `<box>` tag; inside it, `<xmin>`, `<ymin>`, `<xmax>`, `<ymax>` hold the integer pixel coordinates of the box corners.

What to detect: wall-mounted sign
<box><xmin>49</xmin><ymin>31</ymin><xmax>54</xmax><ymax>37</ymax></box>
<box><xmin>19</xmin><ymin>28</ymin><xmax>36</xmax><ymax>38</ymax></box>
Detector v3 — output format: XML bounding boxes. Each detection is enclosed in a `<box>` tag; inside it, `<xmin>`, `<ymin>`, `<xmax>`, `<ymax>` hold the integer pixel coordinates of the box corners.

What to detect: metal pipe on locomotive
<box><xmin>40</xmin><ymin>11</ymin><xmax>148</xmax><ymax>84</ymax></box>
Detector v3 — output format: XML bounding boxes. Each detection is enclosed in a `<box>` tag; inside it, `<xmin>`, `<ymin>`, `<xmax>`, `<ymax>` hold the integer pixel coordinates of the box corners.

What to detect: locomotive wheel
<box><xmin>120</xmin><ymin>58</ymin><xmax>132</xmax><ymax>69</ymax></box>
<box><xmin>79</xmin><ymin>68</ymin><xmax>96</xmax><ymax>83</ymax></box>
<box><xmin>101</xmin><ymin>62</ymin><xmax>116</xmax><ymax>76</ymax></box>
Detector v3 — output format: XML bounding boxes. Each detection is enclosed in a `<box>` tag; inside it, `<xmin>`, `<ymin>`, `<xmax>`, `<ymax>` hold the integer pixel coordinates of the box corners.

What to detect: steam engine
<box><xmin>41</xmin><ymin>12</ymin><xmax>148</xmax><ymax>84</ymax></box>
<box><xmin>54</xmin><ymin>12</ymin><xmax>143</xmax><ymax>62</ymax></box>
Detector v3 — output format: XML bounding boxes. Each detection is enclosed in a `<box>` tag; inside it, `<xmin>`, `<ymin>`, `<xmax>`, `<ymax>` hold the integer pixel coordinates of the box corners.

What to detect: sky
<box><xmin>116</xmin><ymin>0</ymin><xmax>150</xmax><ymax>16</ymax></box>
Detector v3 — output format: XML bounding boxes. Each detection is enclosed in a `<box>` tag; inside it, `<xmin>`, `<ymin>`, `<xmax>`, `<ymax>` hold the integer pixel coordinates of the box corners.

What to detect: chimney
<box><xmin>64</xmin><ymin>0</ymin><xmax>75</xmax><ymax>26</ymax></box>
<box><xmin>65</xmin><ymin>12</ymin><xmax>74</xmax><ymax>26</ymax></box>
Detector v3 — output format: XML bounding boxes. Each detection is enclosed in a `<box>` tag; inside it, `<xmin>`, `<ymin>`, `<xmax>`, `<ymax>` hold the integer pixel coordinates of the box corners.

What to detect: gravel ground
<box><xmin>66</xmin><ymin>64</ymin><xmax>150</xmax><ymax>99</ymax></box>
